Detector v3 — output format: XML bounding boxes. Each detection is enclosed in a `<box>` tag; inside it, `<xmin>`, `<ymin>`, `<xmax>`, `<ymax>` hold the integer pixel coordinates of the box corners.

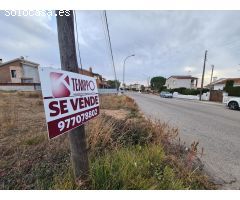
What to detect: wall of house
<box><xmin>213</xmin><ymin>84</ymin><xmax>225</xmax><ymax>90</ymax></box>
<box><xmin>0</xmin><ymin>65</ymin><xmax>11</xmax><ymax>83</ymax></box>
<box><xmin>22</xmin><ymin>64</ymin><xmax>40</xmax><ymax>83</ymax></box>
<box><xmin>9</xmin><ymin>65</ymin><xmax>23</xmax><ymax>83</ymax></box>
<box><xmin>0</xmin><ymin>83</ymin><xmax>40</xmax><ymax>91</ymax></box>
<box><xmin>79</xmin><ymin>68</ymin><xmax>104</xmax><ymax>88</ymax></box>
<box><xmin>166</xmin><ymin>78</ymin><xmax>191</xmax><ymax>89</ymax></box>
<box><xmin>214</xmin><ymin>83</ymin><xmax>240</xmax><ymax>91</ymax></box>
<box><xmin>79</xmin><ymin>68</ymin><xmax>94</xmax><ymax>77</ymax></box>
<box><xmin>0</xmin><ymin>60</ymin><xmax>22</xmax><ymax>83</ymax></box>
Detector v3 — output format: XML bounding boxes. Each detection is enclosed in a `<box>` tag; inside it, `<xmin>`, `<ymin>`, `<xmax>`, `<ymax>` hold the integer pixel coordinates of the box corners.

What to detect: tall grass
<box><xmin>100</xmin><ymin>95</ymin><xmax>138</xmax><ymax>112</ymax></box>
<box><xmin>86</xmin><ymin>113</ymin><xmax>214</xmax><ymax>189</ymax></box>
<box><xmin>0</xmin><ymin>93</ymin><xmax>215</xmax><ymax>189</ymax></box>
<box><xmin>17</xmin><ymin>91</ymin><xmax>42</xmax><ymax>98</ymax></box>
<box><xmin>89</xmin><ymin>145</ymin><xmax>185</xmax><ymax>189</ymax></box>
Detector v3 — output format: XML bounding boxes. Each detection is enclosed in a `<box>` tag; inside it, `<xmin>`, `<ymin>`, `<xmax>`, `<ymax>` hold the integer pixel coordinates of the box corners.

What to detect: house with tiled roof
<box><xmin>206</xmin><ymin>78</ymin><xmax>240</xmax><ymax>90</ymax></box>
<box><xmin>165</xmin><ymin>75</ymin><xmax>198</xmax><ymax>89</ymax></box>
<box><xmin>0</xmin><ymin>57</ymin><xmax>40</xmax><ymax>83</ymax></box>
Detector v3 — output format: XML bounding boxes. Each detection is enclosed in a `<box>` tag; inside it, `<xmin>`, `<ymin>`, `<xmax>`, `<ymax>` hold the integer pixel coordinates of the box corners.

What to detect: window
<box><xmin>11</xmin><ymin>70</ymin><xmax>17</xmax><ymax>78</ymax></box>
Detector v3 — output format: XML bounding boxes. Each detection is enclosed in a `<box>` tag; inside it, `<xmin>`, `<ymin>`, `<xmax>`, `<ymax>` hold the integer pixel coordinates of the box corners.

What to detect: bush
<box><xmin>227</xmin><ymin>86</ymin><xmax>240</xmax><ymax>97</ymax></box>
<box><xmin>182</xmin><ymin>89</ymin><xmax>199</xmax><ymax>95</ymax></box>
<box><xmin>163</xmin><ymin>88</ymin><xmax>209</xmax><ymax>95</ymax></box>
<box><xmin>223</xmin><ymin>80</ymin><xmax>240</xmax><ymax>97</ymax></box>
<box><xmin>87</xmin><ymin>114</ymin><xmax>178</xmax><ymax>156</ymax></box>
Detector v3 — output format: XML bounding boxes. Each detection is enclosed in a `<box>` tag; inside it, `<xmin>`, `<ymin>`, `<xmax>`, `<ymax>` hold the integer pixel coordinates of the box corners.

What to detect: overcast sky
<box><xmin>0</xmin><ymin>10</ymin><xmax>240</xmax><ymax>86</ymax></box>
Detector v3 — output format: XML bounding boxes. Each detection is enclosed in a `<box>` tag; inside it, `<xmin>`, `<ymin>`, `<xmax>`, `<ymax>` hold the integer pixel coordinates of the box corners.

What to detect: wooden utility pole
<box><xmin>210</xmin><ymin>65</ymin><xmax>214</xmax><ymax>86</ymax></box>
<box><xmin>56</xmin><ymin>10</ymin><xmax>89</xmax><ymax>182</ymax></box>
<box><xmin>199</xmin><ymin>50</ymin><xmax>208</xmax><ymax>101</ymax></box>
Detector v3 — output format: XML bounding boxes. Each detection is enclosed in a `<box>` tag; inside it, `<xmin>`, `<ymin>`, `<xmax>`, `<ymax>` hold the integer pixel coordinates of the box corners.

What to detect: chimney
<box><xmin>0</xmin><ymin>58</ymin><xmax>2</xmax><ymax>64</ymax></box>
<box><xmin>89</xmin><ymin>67</ymin><xmax>92</xmax><ymax>73</ymax></box>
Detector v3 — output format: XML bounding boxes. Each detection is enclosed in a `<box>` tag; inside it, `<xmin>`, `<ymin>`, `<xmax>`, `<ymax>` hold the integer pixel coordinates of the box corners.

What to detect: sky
<box><xmin>0</xmin><ymin>10</ymin><xmax>240</xmax><ymax>86</ymax></box>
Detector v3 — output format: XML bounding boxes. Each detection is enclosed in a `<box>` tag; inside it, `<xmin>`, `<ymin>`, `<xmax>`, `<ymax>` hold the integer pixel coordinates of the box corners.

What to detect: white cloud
<box><xmin>1</xmin><ymin>10</ymin><xmax>240</xmax><ymax>86</ymax></box>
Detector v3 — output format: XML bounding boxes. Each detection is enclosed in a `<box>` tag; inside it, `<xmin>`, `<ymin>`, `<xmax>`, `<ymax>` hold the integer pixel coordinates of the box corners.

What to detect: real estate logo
<box><xmin>50</xmin><ymin>72</ymin><xmax>71</xmax><ymax>98</ymax></box>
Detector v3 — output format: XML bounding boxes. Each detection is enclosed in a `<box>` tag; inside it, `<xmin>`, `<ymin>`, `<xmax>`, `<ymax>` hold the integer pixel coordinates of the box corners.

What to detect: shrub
<box><xmin>163</xmin><ymin>88</ymin><xmax>209</xmax><ymax>95</ymax></box>
<box><xmin>87</xmin><ymin>114</ymin><xmax>178</xmax><ymax>156</ymax></box>
<box><xmin>227</xmin><ymin>86</ymin><xmax>240</xmax><ymax>97</ymax></box>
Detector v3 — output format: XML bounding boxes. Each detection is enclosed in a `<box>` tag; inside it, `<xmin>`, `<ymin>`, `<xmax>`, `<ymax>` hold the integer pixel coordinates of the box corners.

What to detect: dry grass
<box><xmin>0</xmin><ymin>91</ymin><xmax>70</xmax><ymax>189</ymax></box>
<box><xmin>100</xmin><ymin>94</ymin><xmax>138</xmax><ymax>111</ymax></box>
<box><xmin>17</xmin><ymin>91</ymin><xmax>42</xmax><ymax>98</ymax></box>
<box><xmin>0</xmin><ymin>92</ymin><xmax>215</xmax><ymax>189</ymax></box>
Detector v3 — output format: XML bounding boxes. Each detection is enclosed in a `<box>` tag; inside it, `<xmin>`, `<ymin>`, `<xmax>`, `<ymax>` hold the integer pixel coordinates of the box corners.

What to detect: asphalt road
<box><xmin>127</xmin><ymin>92</ymin><xmax>240</xmax><ymax>189</ymax></box>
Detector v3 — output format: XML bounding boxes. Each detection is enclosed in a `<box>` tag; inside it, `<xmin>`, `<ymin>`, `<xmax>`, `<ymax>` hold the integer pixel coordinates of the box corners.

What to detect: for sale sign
<box><xmin>38</xmin><ymin>67</ymin><xmax>100</xmax><ymax>139</ymax></box>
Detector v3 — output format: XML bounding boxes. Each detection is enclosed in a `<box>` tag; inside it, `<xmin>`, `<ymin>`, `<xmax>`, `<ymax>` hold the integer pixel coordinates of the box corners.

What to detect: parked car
<box><xmin>226</xmin><ymin>97</ymin><xmax>240</xmax><ymax>110</ymax></box>
<box><xmin>160</xmin><ymin>91</ymin><xmax>173</xmax><ymax>98</ymax></box>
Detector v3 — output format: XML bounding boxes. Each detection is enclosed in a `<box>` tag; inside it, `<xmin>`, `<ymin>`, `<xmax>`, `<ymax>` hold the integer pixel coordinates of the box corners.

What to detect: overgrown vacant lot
<box><xmin>0</xmin><ymin>91</ymin><xmax>215</xmax><ymax>189</ymax></box>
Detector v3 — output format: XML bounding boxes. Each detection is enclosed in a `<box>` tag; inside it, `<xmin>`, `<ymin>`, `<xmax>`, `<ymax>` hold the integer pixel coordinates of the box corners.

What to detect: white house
<box><xmin>207</xmin><ymin>78</ymin><xmax>240</xmax><ymax>90</ymax></box>
<box><xmin>165</xmin><ymin>76</ymin><xmax>198</xmax><ymax>89</ymax></box>
<box><xmin>126</xmin><ymin>83</ymin><xmax>141</xmax><ymax>91</ymax></box>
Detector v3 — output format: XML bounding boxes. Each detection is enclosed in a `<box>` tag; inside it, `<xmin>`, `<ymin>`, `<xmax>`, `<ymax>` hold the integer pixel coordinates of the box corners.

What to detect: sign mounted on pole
<box><xmin>39</xmin><ymin>67</ymin><xmax>100</xmax><ymax>139</ymax></box>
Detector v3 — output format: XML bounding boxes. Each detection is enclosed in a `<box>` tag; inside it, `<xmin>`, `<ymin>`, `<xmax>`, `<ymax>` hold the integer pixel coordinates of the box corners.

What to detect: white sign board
<box><xmin>38</xmin><ymin>67</ymin><xmax>100</xmax><ymax>139</ymax></box>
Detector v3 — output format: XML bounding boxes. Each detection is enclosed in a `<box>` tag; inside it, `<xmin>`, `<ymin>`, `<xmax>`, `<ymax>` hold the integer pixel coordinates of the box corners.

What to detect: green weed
<box><xmin>89</xmin><ymin>145</ymin><xmax>185</xmax><ymax>190</ymax></box>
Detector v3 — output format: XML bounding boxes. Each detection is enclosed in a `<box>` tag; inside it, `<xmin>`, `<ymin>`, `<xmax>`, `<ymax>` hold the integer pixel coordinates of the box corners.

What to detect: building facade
<box><xmin>207</xmin><ymin>78</ymin><xmax>240</xmax><ymax>90</ymax></box>
<box><xmin>165</xmin><ymin>76</ymin><xmax>198</xmax><ymax>89</ymax></box>
<box><xmin>0</xmin><ymin>57</ymin><xmax>40</xmax><ymax>83</ymax></box>
<box><xmin>78</xmin><ymin>67</ymin><xmax>109</xmax><ymax>88</ymax></box>
<box><xmin>126</xmin><ymin>83</ymin><xmax>141</xmax><ymax>91</ymax></box>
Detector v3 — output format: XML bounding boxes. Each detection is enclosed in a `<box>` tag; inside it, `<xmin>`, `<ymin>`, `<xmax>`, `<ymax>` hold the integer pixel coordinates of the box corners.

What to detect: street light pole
<box><xmin>123</xmin><ymin>54</ymin><xmax>135</xmax><ymax>90</ymax></box>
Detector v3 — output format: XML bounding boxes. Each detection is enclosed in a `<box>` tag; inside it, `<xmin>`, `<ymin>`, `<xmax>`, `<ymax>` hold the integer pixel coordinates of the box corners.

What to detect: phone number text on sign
<box><xmin>48</xmin><ymin>107</ymin><xmax>99</xmax><ymax>139</ymax></box>
<box><xmin>58</xmin><ymin>108</ymin><xmax>98</xmax><ymax>131</ymax></box>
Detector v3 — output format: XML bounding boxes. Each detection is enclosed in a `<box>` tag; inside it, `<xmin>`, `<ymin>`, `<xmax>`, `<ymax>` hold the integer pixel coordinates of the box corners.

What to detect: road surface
<box><xmin>127</xmin><ymin>92</ymin><xmax>240</xmax><ymax>189</ymax></box>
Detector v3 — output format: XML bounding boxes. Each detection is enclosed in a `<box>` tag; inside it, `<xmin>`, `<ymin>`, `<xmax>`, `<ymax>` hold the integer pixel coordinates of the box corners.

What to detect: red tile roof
<box><xmin>213</xmin><ymin>78</ymin><xmax>240</xmax><ymax>85</ymax></box>
<box><xmin>167</xmin><ymin>75</ymin><xmax>198</xmax><ymax>80</ymax></box>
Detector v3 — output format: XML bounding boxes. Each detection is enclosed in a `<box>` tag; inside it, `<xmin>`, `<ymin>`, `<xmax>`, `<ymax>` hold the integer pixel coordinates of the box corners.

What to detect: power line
<box><xmin>73</xmin><ymin>10</ymin><xmax>83</xmax><ymax>70</ymax></box>
<box><xmin>102</xmin><ymin>10</ymin><xmax>118</xmax><ymax>89</ymax></box>
<box><xmin>100</xmin><ymin>11</ymin><xmax>115</xmax><ymax>76</ymax></box>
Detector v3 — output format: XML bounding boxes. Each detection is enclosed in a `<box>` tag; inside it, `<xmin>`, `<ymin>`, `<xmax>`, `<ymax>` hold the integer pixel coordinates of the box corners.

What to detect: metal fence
<box><xmin>98</xmin><ymin>88</ymin><xmax>118</xmax><ymax>94</ymax></box>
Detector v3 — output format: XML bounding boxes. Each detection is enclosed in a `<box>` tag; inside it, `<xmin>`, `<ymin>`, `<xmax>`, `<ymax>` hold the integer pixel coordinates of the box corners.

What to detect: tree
<box><xmin>150</xmin><ymin>76</ymin><xmax>166</xmax><ymax>92</ymax></box>
<box><xmin>224</xmin><ymin>80</ymin><xmax>240</xmax><ymax>97</ymax></box>
<box><xmin>107</xmin><ymin>80</ymin><xmax>121</xmax><ymax>88</ymax></box>
<box><xmin>224</xmin><ymin>80</ymin><xmax>234</xmax><ymax>92</ymax></box>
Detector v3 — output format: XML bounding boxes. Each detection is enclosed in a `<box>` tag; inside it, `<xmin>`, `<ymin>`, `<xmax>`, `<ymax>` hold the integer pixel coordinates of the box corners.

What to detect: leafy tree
<box><xmin>224</xmin><ymin>80</ymin><xmax>234</xmax><ymax>92</ymax></box>
<box><xmin>223</xmin><ymin>80</ymin><xmax>240</xmax><ymax>96</ymax></box>
<box><xmin>150</xmin><ymin>76</ymin><xmax>166</xmax><ymax>92</ymax></box>
<box><xmin>107</xmin><ymin>80</ymin><xmax>121</xmax><ymax>89</ymax></box>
